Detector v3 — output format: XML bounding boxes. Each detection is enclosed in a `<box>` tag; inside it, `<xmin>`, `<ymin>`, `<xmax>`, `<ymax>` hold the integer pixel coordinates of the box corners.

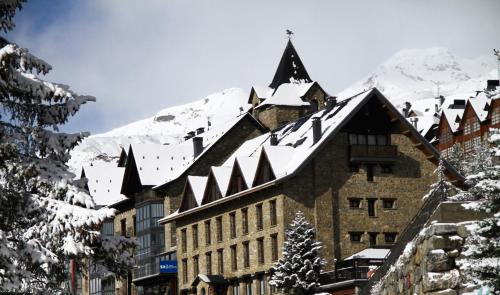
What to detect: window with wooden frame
<box><xmin>441</xmin><ymin>128</ymin><xmax>453</xmax><ymax>144</ymax></box>
<box><xmin>256</xmin><ymin>204</ymin><xmax>263</xmax><ymax>230</ymax></box>
<box><xmin>382</xmin><ymin>198</ymin><xmax>396</xmax><ymax>209</ymax></box>
<box><xmin>231</xmin><ymin>245</ymin><xmax>237</xmax><ymax>271</ymax></box>
<box><xmin>243</xmin><ymin>241</ymin><xmax>250</xmax><ymax>268</ymax></box>
<box><xmin>270</xmin><ymin>200</ymin><xmax>277</xmax><ymax>226</ymax></box>
<box><xmin>217</xmin><ymin>249</ymin><xmax>224</xmax><ymax>274</ymax></box>
<box><xmin>257</xmin><ymin>237</ymin><xmax>264</xmax><ymax>265</ymax></box>
<box><xmin>230</xmin><ymin>212</ymin><xmax>236</xmax><ymax>238</ymax></box>
<box><xmin>349</xmin><ymin>232</ymin><xmax>363</xmax><ymax>242</ymax></box>
<box><xmin>348</xmin><ymin>198</ymin><xmax>362</xmax><ymax>209</ymax></box>
<box><xmin>216</xmin><ymin>216</ymin><xmax>223</xmax><ymax>242</ymax></box>
<box><xmin>205</xmin><ymin>220</ymin><xmax>211</xmax><ymax>245</ymax></box>
<box><xmin>384</xmin><ymin>232</ymin><xmax>397</xmax><ymax>244</ymax></box>
<box><xmin>181</xmin><ymin>229</ymin><xmax>187</xmax><ymax>252</ymax></box>
<box><xmin>205</xmin><ymin>252</ymin><xmax>212</xmax><ymax>275</ymax></box>
<box><xmin>271</xmin><ymin>234</ymin><xmax>278</xmax><ymax>261</ymax></box>
<box><xmin>242</xmin><ymin>208</ymin><xmax>249</xmax><ymax>235</ymax></box>
<box><xmin>192</xmin><ymin>224</ymin><xmax>198</xmax><ymax>250</ymax></box>
<box><xmin>492</xmin><ymin>107</ymin><xmax>500</xmax><ymax>125</ymax></box>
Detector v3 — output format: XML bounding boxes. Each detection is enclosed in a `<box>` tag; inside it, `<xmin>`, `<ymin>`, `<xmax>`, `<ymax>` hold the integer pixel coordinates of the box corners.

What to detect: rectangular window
<box><xmin>217</xmin><ymin>249</ymin><xmax>224</xmax><ymax>274</ymax></box>
<box><xmin>256</xmin><ymin>204</ymin><xmax>263</xmax><ymax>230</ymax></box>
<box><xmin>192</xmin><ymin>224</ymin><xmax>198</xmax><ymax>250</ymax></box>
<box><xmin>349</xmin><ymin>232</ymin><xmax>362</xmax><ymax>242</ymax></box>
<box><xmin>231</xmin><ymin>245</ymin><xmax>237</xmax><ymax>271</ymax></box>
<box><xmin>270</xmin><ymin>200</ymin><xmax>277</xmax><ymax>226</ymax></box>
<box><xmin>193</xmin><ymin>255</ymin><xmax>199</xmax><ymax>277</ymax></box>
<box><xmin>492</xmin><ymin>108</ymin><xmax>500</xmax><ymax>125</ymax></box>
<box><xmin>259</xmin><ymin>276</ymin><xmax>266</xmax><ymax>295</ymax></box>
<box><xmin>464</xmin><ymin>139</ymin><xmax>472</xmax><ymax>153</ymax></box>
<box><xmin>246</xmin><ymin>280</ymin><xmax>253</xmax><ymax>295</ymax></box>
<box><xmin>472</xmin><ymin>118</ymin><xmax>480</xmax><ymax>132</ymax></box>
<box><xmin>441</xmin><ymin>129</ymin><xmax>453</xmax><ymax>144</ymax></box>
<box><xmin>382</xmin><ymin>199</ymin><xmax>396</xmax><ymax>209</ymax></box>
<box><xmin>242</xmin><ymin>208</ymin><xmax>249</xmax><ymax>235</ymax></box>
<box><xmin>257</xmin><ymin>238</ymin><xmax>264</xmax><ymax>265</ymax></box>
<box><xmin>369</xmin><ymin>232</ymin><xmax>377</xmax><ymax>247</ymax></box>
<box><xmin>367</xmin><ymin>199</ymin><xmax>376</xmax><ymax>217</ymax></box>
<box><xmin>216</xmin><ymin>216</ymin><xmax>223</xmax><ymax>242</ymax></box>
<box><xmin>271</xmin><ymin>234</ymin><xmax>278</xmax><ymax>261</ymax></box>
<box><xmin>206</xmin><ymin>252</ymin><xmax>212</xmax><ymax>275</ymax></box>
<box><xmin>181</xmin><ymin>229</ymin><xmax>187</xmax><ymax>253</ymax></box>
<box><xmin>101</xmin><ymin>221</ymin><xmax>114</xmax><ymax>236</ymax></box>
<box><xmin>182</xmin><ymin>259</ymin><xmax>188</xmax><ymax>283</ymax></box>
<box><xmin>348</xmin><ymin>198</ymin><xmax>361</xmax><ymax>209</ymax></box>
<box><xmin>464</xmin><ymin>121</ymin><xmax>471</xmax><ymax>135</ymax></box>
<box><xmin>377</xmin><ymin>134</ymin><xmax>388</xmax><ymax>145</ymax></box>
<box><xmin>366</xmin><ymin>165</ymin><xmax>374</xmax><ymax>182</ymax></box>
<box><xmin>120</xmin><ymin>219</ymin><xmax>126</xmax><ymax>236</ymax></box>
<box><xmin>230</xmin><ymin>212</ymin><xmax>237</xmax><ymax>238</ymax></box>
<box><xmin>243</xmin><ymin>241</ymin><xmax>250</xmax><ymax>268</ymax></box>
<box><xmin>384</xmin><ymin>232</ymin><xmax>397</xmax><ymax>244</ymax></box>
<box><xmin>367</xmin><ymin>134</ymin><xmax>377</xmax><ymax>145</ymax></box>
<box><xmin>205</xmin><ymin>220</ymin><xmax>211</xmax><ymax>245</ymax></box>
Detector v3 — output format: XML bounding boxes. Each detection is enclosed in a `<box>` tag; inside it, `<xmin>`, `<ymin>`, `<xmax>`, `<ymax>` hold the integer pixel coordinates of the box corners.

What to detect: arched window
<box><xmin>201</xmin><ymin>287</ymin><xmax>206</xmax><ymax>295</ymax></box>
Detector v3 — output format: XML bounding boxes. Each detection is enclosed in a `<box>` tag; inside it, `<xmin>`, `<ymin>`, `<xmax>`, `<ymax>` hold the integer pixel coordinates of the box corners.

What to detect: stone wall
<box><xmin>372</xmin><ymin>202</ymin><xmax>489</xmax><ymax>295</ymax></box>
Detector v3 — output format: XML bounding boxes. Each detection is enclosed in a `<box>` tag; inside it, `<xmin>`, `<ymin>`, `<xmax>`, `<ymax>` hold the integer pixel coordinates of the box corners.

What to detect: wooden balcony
<box><xmin>349</xmin><ymin>145</ymin><xmax>398</xmax><ymax>164</ymax></box>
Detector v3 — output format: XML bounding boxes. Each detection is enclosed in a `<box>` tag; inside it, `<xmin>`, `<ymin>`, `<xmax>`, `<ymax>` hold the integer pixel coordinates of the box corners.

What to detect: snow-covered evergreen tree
<box><xmin>0</xmin><ymin>2</ymin><xmax>134</xmax><ymax>293</ymax></box>
<box><xmin>446</xmin><ymin>143</ymin><xmax>465</xmax><ymax>175</ymax></box>
<box><xmin>269</xmin><ymin>211</ymin><xmax>326</xmax><ymax>295</ymax></box>
<box><xmin>456</xmin><ymin>129</ymin><xmax>500</xmax><ymax>292</ymax></box>
<box><xmin>424</xmin><ymin>157</ymin><xmax>460</xmax><ymax>200</ymax></box>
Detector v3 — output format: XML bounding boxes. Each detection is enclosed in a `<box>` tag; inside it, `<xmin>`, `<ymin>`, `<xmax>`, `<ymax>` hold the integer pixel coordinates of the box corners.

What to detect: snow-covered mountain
<box><xmin>338</xmin><ymin>47</ymin><xmax>497</xmax><ymax>106</ymax></box>
<box><xmin>69</xmin><ymin>47</ymin><xmax>498</xmax><ymax>172</ymax></box>
<box><xmin>69</xmin><ymin>88</ymin><xmax>250</xmax><ymax>171</ymax></box>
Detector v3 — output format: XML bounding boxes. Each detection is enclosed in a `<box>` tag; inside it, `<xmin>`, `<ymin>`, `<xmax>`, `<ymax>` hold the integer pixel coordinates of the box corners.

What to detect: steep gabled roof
<box><xmin>82</xmin><ymin>162</ymin><xmax>127</xmax><ymax>206</ymax></box>
<box><xmin>226</xmin><ymin>159</ymin><xmax>249</xmax><ymax>196</ymax></box>
<box><xmin>179</xmin><ymin>176</ymin><xmax>207</xmax><ymax>211</ymax></box>
<box><xmin>468</xmin><ymin>92</ymin><xmax>491</xmax><ymax>122</ymax></box>
<box><xmin>160</xmin><ymin>88</ymin><xmax>464</xmax><ymax>224</ymax></box>
<box><xmin>200</xmin><ymin>166</ymin><xmax>232</xmax><ymax>206</ymax></box>
<box><xmin>269</xmin><ymin>39</ymin><xmax>312</xmax><ymax>89</ymax></box>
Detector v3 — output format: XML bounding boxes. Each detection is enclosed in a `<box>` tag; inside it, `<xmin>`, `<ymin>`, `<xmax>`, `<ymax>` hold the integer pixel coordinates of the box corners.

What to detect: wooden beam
<box><xmin>413</xmin><ymin>142</ymin><xmax>423</xmax><ymax>148</ymax></box>
<box><xmin>402</xmin><ymin>129</ymin><xmax>411</xmax><ymax>135</ymax></box>
<box><xmin>390</xmin><ymin>117</ymin><xmax>398</xmax><ymax>123</ymax></box>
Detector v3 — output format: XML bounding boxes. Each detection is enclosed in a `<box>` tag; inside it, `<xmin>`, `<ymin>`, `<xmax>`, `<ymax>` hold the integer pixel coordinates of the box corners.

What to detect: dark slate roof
<box><xmin>269</xmin><ymin>39</ymin><xmax>312</xmax><ymax>89</ymax></box>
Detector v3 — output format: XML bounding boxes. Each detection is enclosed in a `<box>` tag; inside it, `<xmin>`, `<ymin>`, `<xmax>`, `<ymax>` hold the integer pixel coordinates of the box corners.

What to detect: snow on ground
<box><xmin>69</xmin><ymin>88</ymin><xmax>250</xmax><ymax>171</ymax></box>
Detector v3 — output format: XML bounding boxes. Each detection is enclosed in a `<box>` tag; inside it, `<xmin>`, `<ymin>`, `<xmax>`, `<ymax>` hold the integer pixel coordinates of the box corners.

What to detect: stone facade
<box><xmin>373</xmin><ymin>202</ymin><xmax>490</xmax><ymax>295</ymax></box>
<box><xmin>172</xmin><ymin>100</ymin><xmax>445</xmax><ymax>294</ymax></box>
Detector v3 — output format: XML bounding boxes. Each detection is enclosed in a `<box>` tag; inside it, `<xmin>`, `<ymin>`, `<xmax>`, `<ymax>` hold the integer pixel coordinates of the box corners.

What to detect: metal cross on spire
<box><xmin>286</xmin><ymin>29</ymin><xmax>294</xmax><ymax>39</ymax></box>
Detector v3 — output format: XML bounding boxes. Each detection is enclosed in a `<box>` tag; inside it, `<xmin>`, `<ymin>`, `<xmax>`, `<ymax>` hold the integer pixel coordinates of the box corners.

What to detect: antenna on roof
<box><xmin>431</xmin><ymin>81</ymin><xmax>441</xmax><ymax>97</ymax></box>
<box><xmin>494</xmin><ymin>49</ymin><xmax>500</xmax><ymax>80</ymax></box>
<box><xmin>286</xmin><ymin>29</ymin><xmax>294</xmax><ymax>40</ymax></box>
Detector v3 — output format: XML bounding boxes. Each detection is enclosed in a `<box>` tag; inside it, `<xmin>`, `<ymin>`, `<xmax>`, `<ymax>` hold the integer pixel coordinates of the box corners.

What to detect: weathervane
<box><xmin>286</xmin><ymin>29</ymin><xmax>294</xmax><ymax>40</ymax></box>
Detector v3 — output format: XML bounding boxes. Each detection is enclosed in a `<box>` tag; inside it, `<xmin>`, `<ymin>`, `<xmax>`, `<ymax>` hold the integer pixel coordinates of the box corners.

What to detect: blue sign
<box><xmin>159</xmin><ymin>260</ymin><xmax>177</xmax><ymax>273</ymax></box>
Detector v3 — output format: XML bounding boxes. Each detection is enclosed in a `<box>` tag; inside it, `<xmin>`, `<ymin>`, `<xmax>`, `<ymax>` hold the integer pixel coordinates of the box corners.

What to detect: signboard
<box><xmin>159</xmin><ymin>260</ymin><xmax>177</xmax><ymax>274</ymax></box>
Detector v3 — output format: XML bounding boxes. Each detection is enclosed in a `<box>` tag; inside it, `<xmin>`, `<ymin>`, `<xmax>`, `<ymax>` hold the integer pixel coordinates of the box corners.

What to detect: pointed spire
<box><xmin>269</xmin><ymin>39</ymin><xmax>312</xmax><ymax>89</ymax></box>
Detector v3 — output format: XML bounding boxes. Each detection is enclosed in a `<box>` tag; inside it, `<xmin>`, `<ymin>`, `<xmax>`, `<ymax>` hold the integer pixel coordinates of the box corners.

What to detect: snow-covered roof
<box><xmin>441</xmin><ymin>107</ymin><xmax>463</xmax><ymax>132</ymax></box>
<box><xmin>82</xmin><ymin>163</ymin><xmax>126</xmax><ymax>206</ymax></box>
<box><xmin>468</xmin><ymin>92</ymin><xmax>491</xmax><ymax>122</ymax></box>
<box><xmin>255</xmin><ymin>82</ymin><xmax>315</xmax><ymax>109</ymax></box>
<box><xmin>210</xmin><ymin>166</ymin><xmax>233</xmax><ymax>197</ymax></box>
<box><xmin>345</xmin><ymin>248</ymin><xmax>390</xmax><ymax>260</ymax></box>
<box><xmin>235</xmin><ymin>156</ymin><xmax>259</xmax><ymax>187</ymax></box>
<box><xmin>128</xmin><ymin>113</ymin><xmax>252</xmax><ymax>187</ymax></box>
<box><xmin>406</xmin><ymin>115</ymin><xmax>438</xmax><ymax>138</ymax></box>
<box><xmin>187</xmin><ymin>176</ymin><xmax>207</xmax><ymax>206</ymax></box>
<box><xmin>252</xmin><ymin>86</ymin><xmax>273</xmax><ymax>100</ymax></box>
<box><xmin>160</xmin><ymin>87</ymin><xmax>462</xmax><ymax>223</ymax></box>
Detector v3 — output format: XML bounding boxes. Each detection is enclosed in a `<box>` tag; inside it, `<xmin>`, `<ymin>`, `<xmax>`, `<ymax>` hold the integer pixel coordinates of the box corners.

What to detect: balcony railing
<box><xmin>349</xmin><ymin>145</ymin><xmax>398</xmax><ymax>163</ymax></box>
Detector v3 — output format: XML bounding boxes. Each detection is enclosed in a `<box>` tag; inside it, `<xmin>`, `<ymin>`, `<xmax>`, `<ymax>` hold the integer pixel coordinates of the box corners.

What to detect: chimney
<box><xmin>326</xmin><ymin>96</ymin><xmax>337</xmax><ymax>110</ymax></box>
<box><xmin>487</xmin><ymin>80</ymin><xmax>499</xmax><ymax>91</ymax></box>
<box><xmin>451</xmin><ymin>99</ymin><xmax>466</xmax><ymax>109</ymax></box>
<box><xmin>402</xmin><ymin>101</ymin><xmax>412</xmax><ymax>118</ymax></box>
<box><xmin>312</xmin><ymin>117</ymin><xmax>322</xmax><ymax>144</ymax></box>
<box><xmin>196</xmin><ymin>127</ymin><xmax>205</xmax><ymax>135</ymax></box>
<box><xmin>270</xmin><ymin>133</ymin><xmax>278</xmax><ymax>146</ymax></box>
<box><xmin>193</xmin><ymin>137</ymin><xmax>203</xmax><ymax>158</ymax></box>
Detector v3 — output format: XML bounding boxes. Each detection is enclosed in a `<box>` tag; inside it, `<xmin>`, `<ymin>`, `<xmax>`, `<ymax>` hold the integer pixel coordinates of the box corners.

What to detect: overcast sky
<box><xmin>6</xmin><ymin>0</ymin><xmax>500</xmax><ymax>134</ymax></box>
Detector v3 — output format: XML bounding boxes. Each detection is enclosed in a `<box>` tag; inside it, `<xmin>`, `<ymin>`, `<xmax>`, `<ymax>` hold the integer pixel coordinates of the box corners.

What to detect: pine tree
<box><xmin>446</xmin><ymin>143</ymin><xmax>465</xmax><ymax>175</ymax></box>
<box><xmin>269</xmin><ymin>211</ymin><xmax>326</xmax><ymax>295</ymax></box>
<box><xmin>0</xmin><ymin>2</ymin><xmax>134</xmax><ymax>293</ymax></box>
<box><xmin>424</xmin><ymin>157</ymin><xmax>460</xmax><ymax>201</ymax></box>
<box><xmin>456</xmin><ymin>129</ymin><xmax>500</xmax><ymax>293</ymax></box>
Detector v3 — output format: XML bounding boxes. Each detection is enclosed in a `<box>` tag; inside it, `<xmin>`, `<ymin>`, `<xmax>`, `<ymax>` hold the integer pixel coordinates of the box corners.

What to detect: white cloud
<box><xmin>8</xmin><ymin>0</ymin><xmax>500</xmax><ymax>134</ymax></box>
